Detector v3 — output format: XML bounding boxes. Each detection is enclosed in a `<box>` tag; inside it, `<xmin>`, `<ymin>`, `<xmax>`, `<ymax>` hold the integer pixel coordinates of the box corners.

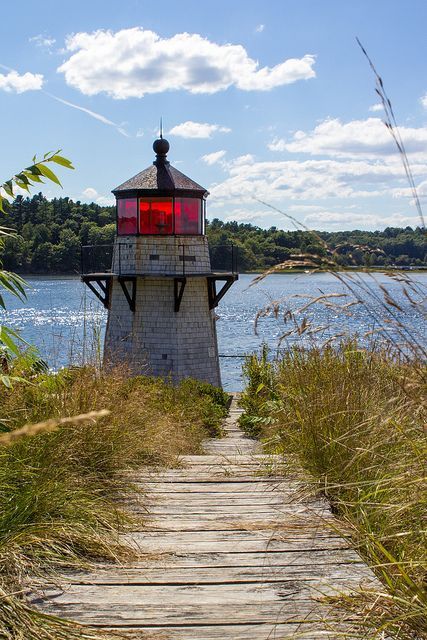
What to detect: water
<box><xmin>0</xmin><ymin>272</ymin><xmax>425</xmax><ymax>390</ymax></box>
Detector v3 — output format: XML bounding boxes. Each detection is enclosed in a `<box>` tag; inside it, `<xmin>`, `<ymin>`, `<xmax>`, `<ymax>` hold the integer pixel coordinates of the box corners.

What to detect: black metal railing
<box><xmin>81</xmin><ymin>244</ymin><xmax>114</xmax><ymax>275</ymax></box>
<box><xmin>209</xmin><ymin>243</ymin><xmax>238</xmax><ymax>274</ymax></box>
<box><xmin>81</xmin><ymin>243</ymin><xmax>238</xmax><ymax>276</ymax></box>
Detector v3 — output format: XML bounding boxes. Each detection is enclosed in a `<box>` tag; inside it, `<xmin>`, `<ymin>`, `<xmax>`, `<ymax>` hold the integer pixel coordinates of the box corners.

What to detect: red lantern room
<box><xmin>113</xmin><ymin>137</ymin><xmax>207</xmax><ymax>237</ymax></box>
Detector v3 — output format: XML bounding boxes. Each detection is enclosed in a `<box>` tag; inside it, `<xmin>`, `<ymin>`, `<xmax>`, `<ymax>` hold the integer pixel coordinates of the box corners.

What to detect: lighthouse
<box><xmin>81</xmin><ymin>136</ymin><xmax>238</xmax><ymax>387</ymax></box>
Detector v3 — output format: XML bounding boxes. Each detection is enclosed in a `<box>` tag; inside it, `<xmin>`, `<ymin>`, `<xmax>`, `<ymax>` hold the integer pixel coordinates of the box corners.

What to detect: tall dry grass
<box><xmin>239</xmin><ymin>342</ymin><xmax>426</xmax><ymax>638</ymax></box>
<box><xmin>0</xmin><ymin>364</ymin><xmax>229</xmax><ymax>639</ymax></box>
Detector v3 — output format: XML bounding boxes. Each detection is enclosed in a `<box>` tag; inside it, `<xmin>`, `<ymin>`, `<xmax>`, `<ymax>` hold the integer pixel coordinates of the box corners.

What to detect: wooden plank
<box><xmin>127</xmin><ymin>548</ymin><xmax>364</xmax><ymax>568</ymax></box>
<box><xmin>137</xmin><ymin>509</ymin><xmax>334</xmax><ymax>529</ymax></box>
<box><xmin>122</xmin><ymin>537</ymin><xmax>348</xmax><ymax>555</ymax></box>
<box><xmin>137</xmin><ymin>473</ymin><xmax>285</xmax><ymax>482</ymax></box>
<box><xmin>57</xmin><ymin>563</ymin><xmax>372</xmax><ymax>586</ymax></box>
<box><xmin>34</xmin><ymin>581</ymin><xmax>351</xmax><ymax>605</ymax></box>
<box><xmin>177</xmin><ymin>455</ymin><xmax>278</xmax><ymax>464</ymax></box>
<box><xmin>142</xmin><ymin>495</ymin><xmax>293</xmax><ymax>505</ymax></box>
<box><xmin>140</xmin><ymin>481</ymin><xmax>302</xmax><ymax>493</ymax></box>
<box><xmin>34</xmin><ymin>601</ymin><xmax>346</xmax><ymax>627</ymax></box>
<box><xmin>143</xmin><ymin>505</ymin><xmax>327</xmax><ymax>515</ymax></box>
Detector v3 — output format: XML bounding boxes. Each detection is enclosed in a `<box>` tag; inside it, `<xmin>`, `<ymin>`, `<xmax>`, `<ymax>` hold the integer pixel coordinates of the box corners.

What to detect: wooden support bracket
<box><xmin>174</xmin><ymin>277</ymin><xmax>187</xmax><ymax>312</ymax></box>
<box><xmin>207</xmin><ymin>275</ymin><xmax>237</xmax><ymax>310</ymax></box>
<box><xmin>82</xmin><ymin>275</ymin><xmax>112</xmax><ymax>309</ymax></box>
<box><xmin>118</xmin><ymin>276</ymin><xmax>137</xmax><ymax>312</ymax></box>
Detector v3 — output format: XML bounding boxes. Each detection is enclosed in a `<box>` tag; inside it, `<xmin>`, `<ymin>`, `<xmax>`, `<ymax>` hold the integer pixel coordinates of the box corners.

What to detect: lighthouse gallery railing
<box><xmin>80</xmin><ymin>243</ymin><xmax>239</xmax><ymax>277</ymax></box>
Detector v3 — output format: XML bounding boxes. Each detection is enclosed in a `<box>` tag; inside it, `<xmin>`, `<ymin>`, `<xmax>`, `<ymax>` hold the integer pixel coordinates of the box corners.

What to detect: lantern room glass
<box><xmin>139</xmin><ymin>198</ymin><xmax>173</xmax><ymax>234</ymax></box>
<box><xmin>117</xmin><ymin>198</ymin><xmax>138</xmax><ymax>235</ymax></box>
<box><xmin>174</xmin><ymin>197</ymin><xmax>202</xmax><ymax>234</ymax></box>
<box><xmin>117</xmin><ymin>196</ymin><xmax>205</xmax><ymax>235</ymax></box>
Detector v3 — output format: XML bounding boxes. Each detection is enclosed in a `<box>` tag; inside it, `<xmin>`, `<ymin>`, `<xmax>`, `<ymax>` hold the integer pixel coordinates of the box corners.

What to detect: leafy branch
<box><xmin>0</xmin><ymin>150</ymin><xmax>74</xmax><ymax>215</ymax></box>
<box><xmin>0</xmin><ymin>151</ymin><xmax>74</xmax><ymax>386</ymax></box>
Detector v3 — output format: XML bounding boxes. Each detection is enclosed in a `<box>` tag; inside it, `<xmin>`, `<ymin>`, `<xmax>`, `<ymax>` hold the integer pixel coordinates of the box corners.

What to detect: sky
<box><xmin>1</xmin><ymin>0</ymin><xmax>427</xmax><ymax>231</ymax></box>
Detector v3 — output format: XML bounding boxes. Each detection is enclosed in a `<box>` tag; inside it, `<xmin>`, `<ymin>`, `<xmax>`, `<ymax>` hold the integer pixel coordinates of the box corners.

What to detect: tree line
<box><xmin>0</xmin><ymin>194</ymin><xmax>425</xmax><ymax>273</ymax></box>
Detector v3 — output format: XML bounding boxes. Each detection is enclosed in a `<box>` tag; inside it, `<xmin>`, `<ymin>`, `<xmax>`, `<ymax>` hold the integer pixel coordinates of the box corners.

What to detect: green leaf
<box><xmin>37</xmin><ymin>163</ymin><xmax>62</xmax><ymax>186</ymax></box>
<box><xmin>0</xmin><ymin>271</ymin><xmax>27</xmax><ymax>300</ymax></box>
<box><xmin>25</xmin><ymin>165</ymin><xmax>43</xmax><ymax>176</ymax></box>
<box><xmin>23</xmin><ymin>170</ymin><xmax>43</xmax><ymax>183</ymax></box>
<box><xmin>0</xmin><ymin>374</ymin><xmax>30</xmax><ymax>389</ymax></box>
<box><xmin>0</xmin><ymin>198</ymin><xmax>11</xmax><ymax>214</ymax></box>
<box><xmin>51</xmin><ymin>154</ymin><xmax>74</xmax><ymax>169</ymax></box>
<box><xmin>16</xmin><ymin>172</ymin><xmax>30</xmax><ymax>185</ymax></box>
<box><xmin>14</xmin><ymin>179</ymin><xmax>30</xmax><ymax>192</ymax></box>
<box><xmin>0</xmin><ymin>375</ymin><xmax>12</xmax><ymax>389</ymax></box>
<box><xmin>3</xmin><ymin>181</ymin><xmax>14</xmax><ymax>197</ymax></box>
<box><xmin>0</xmin><ymin>326</ymin><xmax>22</xmax><ymax>356</ymax></box>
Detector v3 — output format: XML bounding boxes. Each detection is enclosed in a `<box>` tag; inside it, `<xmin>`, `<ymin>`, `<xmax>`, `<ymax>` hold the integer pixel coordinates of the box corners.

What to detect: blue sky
<box><xmin>1</xmin><ymin>0</ymin><xmax>427</xmax><ymax>230</ymax></box>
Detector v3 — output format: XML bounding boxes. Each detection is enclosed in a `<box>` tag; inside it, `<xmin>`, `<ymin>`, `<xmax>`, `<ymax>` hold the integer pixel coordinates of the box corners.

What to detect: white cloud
<box><xmin>82</xmin><ymin>187</ymin><xmax>98</xmax><ymax>199</ymax></box>
<box><xmin>303</xmin><ymin>210</ymin><xmax>421</xmax><ymax>230</ymax></box>
<box><xmin>268</xmin><ymin>117</ymin><xmax>427</xmax><ymax>160</ymax></box>
<box><xmin>209</xmin><ymin>155</ymin><xmax>427</xmax><ymax>205</ymax></box>
<box><xmin>268</xmin><ymin>137</ymin><xmax>287</xmax><ymax>152</ymax></box>
<box><xmin>201</xmin><ymin>150</ymin><xmax>227</xmax><ymax>165</ymax></box>
<box><xmin>369</xmin><ymin>103</ymin><xmax>383</xmax><ymax>112</ymax></box>
<box><xmin>255</xmin><ymin>24</ymin><xmax>265</xmax><ymax>33</ymax></box>
<box><xmin>81</xmin><ymin>188</ymin><xmax>114</xmax><ymax>206</ymax></box>
<box><xmin>0</xmin><ymin>69</ymin><xmax>43</xmax><ymax>93</ymax></box>
<box><xmin>46</xmin><ymin>92</ymin><xmax>129</xmax><ymax>136</ymax></box>
<box><xmin>29</xmin><ymin>34</ymin><xmax>56</xmax><ymax>51</ymax></box>
<box><xmin>95</xmin><ymin>195</ymin><xmax>115</xmax><ymax>206</ymax></box>
<box><xmin>392</xmin><ymin>179</ymin><xmax>427</xmax><ymax>199</ymax></box>
<box><xmin>169</xmin><ymin>121</ymin><xmax>231</xmax><ymax>139</ymax></box>
<box><xmin>222</xmin><ymin>208</ymin><xmax>277</xmax><ymax>223</ymax></box>
<box><xmin>57</xmin><ymin>27</ymin><xmax>316</xmax><ymax>99</ymax></box>
<box><xmin>421</xmin><ymin>94</ymin><xmax>427</xmax><ymax>109</ymax></box>
<box><xmin>136</xmin><ymin>128</ymin><xmax>144</xmax><ymax>138</ymax></box>
<box><xmin>230</xmin><ymin>154</ymin><xmax>255</xmax><ymax>167</ymax></box>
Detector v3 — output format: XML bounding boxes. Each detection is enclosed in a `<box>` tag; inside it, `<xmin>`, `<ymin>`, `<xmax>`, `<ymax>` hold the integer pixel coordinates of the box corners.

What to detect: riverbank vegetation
<box><xmin>0</xmin><ymin>194</ymin><xmax>425</xmax><ymax>273</ymax></box>
<box><xmin>0</xmin><ymin>362</ymin><xmax>229</xmax><ymax>639</ymax></box>
<box><xmin>239</xmin><ymin>342</ymin><xmax>426</xmax><ymax>638</ymax></box>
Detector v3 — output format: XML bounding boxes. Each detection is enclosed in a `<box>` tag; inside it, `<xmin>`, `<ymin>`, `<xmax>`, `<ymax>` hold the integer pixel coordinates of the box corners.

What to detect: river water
<box><xmin>0</xmin><ymin>272</ymin><xmax>425</xmax><ymax>390</ymax></box>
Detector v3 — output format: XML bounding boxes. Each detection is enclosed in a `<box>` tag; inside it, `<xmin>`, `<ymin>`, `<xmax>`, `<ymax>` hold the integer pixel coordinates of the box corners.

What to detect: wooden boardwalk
<box><xmin>32</xmin><ymin>397</ymin><xmax>375</xmax><ymax>639</ymax></box>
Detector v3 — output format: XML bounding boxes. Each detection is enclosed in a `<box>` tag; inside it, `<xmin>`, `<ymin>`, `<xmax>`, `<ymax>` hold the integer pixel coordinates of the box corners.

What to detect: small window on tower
<box><xmin>117</xmin><ymin>198</ymin><xmax>138</xmax><ymax>235</ymax></box>
<box><xmin>139</xmin><ymin>198</ymin><xmax>173</xmax><ymax>234</ymax></box>
<box><xmin>175</xmin><ymin>198</ymin><xmax>202</xmax><ymax>234</ymax></box>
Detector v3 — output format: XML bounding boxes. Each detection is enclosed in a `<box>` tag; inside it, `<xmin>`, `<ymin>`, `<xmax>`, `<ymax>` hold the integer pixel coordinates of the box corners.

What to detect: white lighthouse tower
<box><xmin>81</xmin><ymin>136</ymin><xmax>238</xmax><ymax>387</ymax></box>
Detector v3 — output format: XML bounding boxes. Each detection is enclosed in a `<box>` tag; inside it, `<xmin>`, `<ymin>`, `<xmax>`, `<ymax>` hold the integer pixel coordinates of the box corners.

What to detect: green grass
<box><xmin>239</xmin><ymin>342</ymin><xmax>426</xmax><ymax>639</ymax></box>
<box><xmin>0</xmin><ymin>364</ymin><xmax>229</xmax><ymax>639</ymax></box>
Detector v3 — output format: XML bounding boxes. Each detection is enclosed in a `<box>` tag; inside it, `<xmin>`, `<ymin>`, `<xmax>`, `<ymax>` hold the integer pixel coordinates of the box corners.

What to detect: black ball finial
<box><xmin>153</xmin><ymin>137</ymin><xmax>170</xmax><ymax>158</ymax></box>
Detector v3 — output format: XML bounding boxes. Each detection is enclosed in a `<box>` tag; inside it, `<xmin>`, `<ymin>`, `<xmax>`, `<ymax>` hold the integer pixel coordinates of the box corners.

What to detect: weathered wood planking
<box><xmin>35</xmin><ymin>600</ymin><xmax>350</xmax><ymax>626</ymax></box>
<box><xmin>55</xmin><ymin>564</ymin><xmax>372</xmax><ymax>586</ymax></box>
<box><xmin>31</xmin><ymin>396</ymin><xmax>376</xmax><ymax>638</ymax></box>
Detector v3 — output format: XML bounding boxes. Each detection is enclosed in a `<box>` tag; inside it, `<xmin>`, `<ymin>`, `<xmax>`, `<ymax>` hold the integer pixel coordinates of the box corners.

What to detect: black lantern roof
<box><xmin>112</xmin><ymin>137</ymin><xmax>208</xmax><ymax>198</ymax></box>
